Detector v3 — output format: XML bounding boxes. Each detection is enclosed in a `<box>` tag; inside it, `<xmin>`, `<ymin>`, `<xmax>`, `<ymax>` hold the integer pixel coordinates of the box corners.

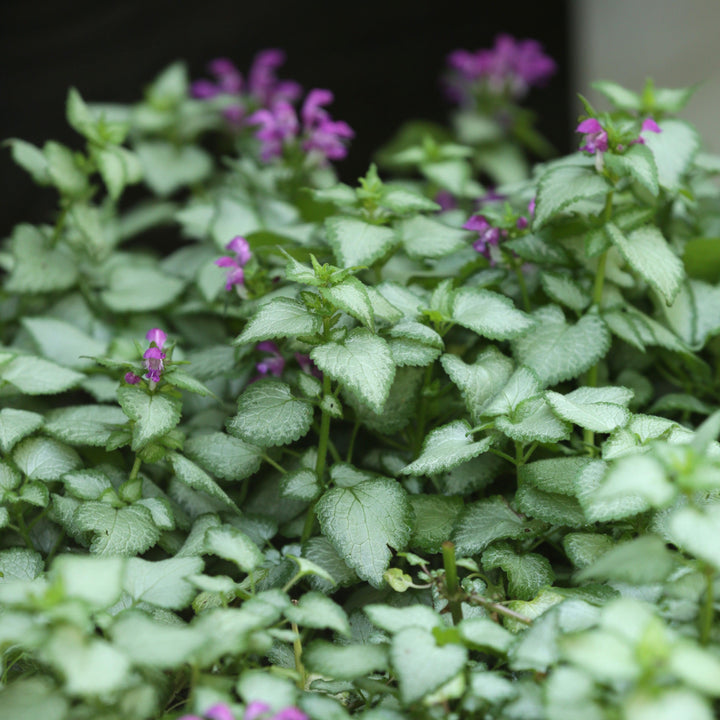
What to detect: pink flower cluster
<box><xmin>124</xmin><ymin>328</ymin><xmax>167</xmax><ymax>385</ymax></box>
<box><xmin>446</xmin><ymin>34</ymin><xmax>556</xmax><ymax>103</ymax></box>
<box><xmin>253</xmin><ymin>342</ymin><xmax>321</xmax><ymax>382</ymax></box>
<box><xmin>191</xmin><ymin>49</ymin><xmax>302</xmax><ymax>126</ymax></box>
<box><xmin>576</xmin><ymin>117</ymin><xmax>662</xmax><ymax>157</ymax></box>
<box><xmin>216</xmin><ymin>236</ymin><xmax>252</xmax><ymax>291</ymax></box>
<box><xmin>179</xmin><ymin>700</ymin><xmax>308</xmax><ymax>720</ymax></box>
<box><xmin>248</xmin><ymin>88</ymin><xmax>354</xmax><ymax>164</ymax></box>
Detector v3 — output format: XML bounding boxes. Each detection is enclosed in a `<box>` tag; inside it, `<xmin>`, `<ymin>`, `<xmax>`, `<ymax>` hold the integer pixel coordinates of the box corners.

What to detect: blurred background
<box><xmin>2</xmin><ymin>0</ymin><xmax>718</xmax><ymax>234</ymax></box>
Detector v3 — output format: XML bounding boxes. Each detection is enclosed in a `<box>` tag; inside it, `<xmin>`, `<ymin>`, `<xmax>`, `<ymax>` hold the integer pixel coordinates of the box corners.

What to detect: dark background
<box><xmin>0</xmin><ymin>0</ymin><xmax>571</xmax><ymax>236</ymax></box>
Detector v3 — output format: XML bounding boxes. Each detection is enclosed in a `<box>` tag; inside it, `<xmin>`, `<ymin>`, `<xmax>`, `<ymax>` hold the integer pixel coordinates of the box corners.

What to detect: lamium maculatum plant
<box><xmin>2</xmin><ymin>36</ymin><xmax>720</xmax><ymax>720</ymax></box>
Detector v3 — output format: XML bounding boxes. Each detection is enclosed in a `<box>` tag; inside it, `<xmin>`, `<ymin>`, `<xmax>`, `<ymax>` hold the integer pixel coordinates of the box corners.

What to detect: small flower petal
<box><xmin>576</xmin><ymin>118</ymin><xmax>603</xmax><ymax>134</ymax></box>
<box><xmin>124</xmin><ymin>372</ymin><xmax>141</xmax><ymax>385</ymax></box>
<box><xmin>641</xmin><ymin>117</ymin><xmax>662</xmax><ymax>134</ymax></box>
<box><xmin>146</xmin><ymin>328</ymin><xmax>167</xmax><ymax>348</ymax></box>
<box><xmin>227</xmin><ymin>236</ymin><xmax>252</xmax><ymax>265</ymax></box>
<box><xmin>205</xmin><ymin>703</ymin><xmax>236</xmax><ymax>720</ymax></box>
<box><xmin>244</xmin><ymin>701</ymin><xmax>271</xmax><ymax>720</ymax></box>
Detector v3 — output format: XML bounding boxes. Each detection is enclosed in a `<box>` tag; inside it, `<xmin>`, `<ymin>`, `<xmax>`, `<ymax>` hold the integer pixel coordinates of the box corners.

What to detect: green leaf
<box><xmin>0</xmin><ymin>547</ymin><xmax>44</xmax><ymax>581</ymax></box>
<box><xmin>41</xmin><ymin>626</ymin><xmax>130</xmax><ymax>695</ymax></box>
<box><xmin>496</xmin><ymin>396</ymin><xmax>572</xmax><ymax>443</ymax></box>
<box><xmin>534</xmin><ymin>166</ymin><xmax>610</xmax><ymax>229</ymax></box>
<box><xmin>513</xmin><ymin>306</ymin><xmax>610</xmax><ymax>385</ymax></box>
<box><xmin>483</xmin><ymin>544</ymin><xmax>554</xmax><ymax>600</ymax></box>
<box><xmin>0</xmin><ymin>409</ymin><xmax>43</xmax><ymax>454</ymax></box>
<box><xmin>123</xmin><ymin>556</ymin><xmax>203</xmax><ymax>609</ymax></box>
<box><xmin>577</xmin><ymin>535</ymin><xmax>675</xmax><ymax>584</ymax></box>
<box><xmin>12</xmin><ymin>437</ymin><xmax>81</xmax><ymax>481</ymax></box>
<box><xmin>204</xmin><ymin>524</ymin><xmax>264</xmax><ymax>573</ymax></box>
<box><xmin>440</xmin><ymin>347</ymin><xmax>514</xmax><ymax>423</ymax></box>
<box><xmin>117</xmin><ymin>385</ymin><xmax>182</xmax><ymax>450</ymax></box>
<box><xmin>365</xmin><ymin>603</ymin><xmax>441</xmax><ymax>633</ymax></box>
<box><xmin>101</xmin><ymin>266</ymin><xmax>184</xmax><ymax>312</ymax></box>
<box><xmin>5</xmin><ymin>138</ymin><xmax>50</xmax><ymax>184</ymax></box>
<box><xmin>74</xmin><ymin>502</ymin><xmax>161</xmax><ymax>555</ymax></box>
<box><xmin>228</xmin><ymin>380</ymin><xmax>313</xmax><ymax>447</ymax></box>
<box><xmin>22</xmin><ymin>316</ymin><xmax>108</xmax><ymax>369</ymax></box>
<box><xmin>321</xmin><ymin>276</ymin><xmax>375</xmax><ymax>330</ymax></box>
<box><xmin>668</xmin><ymin>504</ymin><xmax>720</xmax><ymax>569</ymax></box>
<box><xmin>421</xmin><ymin>159</ymin><xmax>482</xmax><ymax>197</ymax></box>
<box><xmin>459</xmin><ymin>617</ymin><xmax>514</xmax><ymax>653</ymax></box>
<box><xmin>304</xmin><ymin>641</ymin><xmax>388</xmax><ymax>680</ymax></box>
<box><xmin>591</xmin><ymin>81</ymin><xmax>641</xmax><ymax>110</ymax></box>
<box><xmin>604</xmin><ymin>303</ymin><xmax>688</xmax><ymax>353</ymax></box>
<box><xmin>5</xmin><ymin>224</ymin><xmax>78</xmax><ymax>293</ymax></box>
<box><xmin>482</xmin><ymin>366</ymin><xmax>543</xmax><ymax>417</ymax></box>
<box><xmin>44</xmin><ymin>405</ymin><xmax>127</xmax><ymax>447</ymax></box>
<box><xmin>135</xmin><ymin>141</ymin><xmax>213</xmax><ymax>196</ymax></box>
<box><xmin>563</xmin><ymin>533</ymin><xmax>614</xmax><ymax>569</ymax></box>
<box><xmin>662</xmin><ymin>279</ymin><xmax>720</xmax><ymax>349</ymax></box>
<box><xmin>302</xmin><ymin>537</ymin><xmax>358</xmax><ymax>592</ymax></box>
<box><xmin>576</xmin><ymin>459</ymin><xmax>651</xmax><ymax>521</ymax></box>
<box><xmin>325</xmin><ymin>216</ymin><xmax>397</xmax><ymax>267</ymax></box>
<box><xmin>397</xmin><ymin>215</ymin><xmax>469</xmax><ymax>259</ymax></box>
<box><xmin>519</xmin><ymin>457</ymin><xmax>592</xmax><ymax>496</ymax></box>
<box><xmin>185</xmin><ymin>432</ymin><xmax>262</xmax><ymax>482</ymax></box>
<box><xmin>683</xmin><ymin>237</ymin><xmax>720</xmax><ymax>283</ymax></box>
<box><xmin>316</xmin><ymin>478</ymin><xmax>413</xmax><ymax>587</ymax></box>
<box><xmin>400</xmin><ymin>421</ymin><xmax>492</xmax><ymax>476</ymax></box>
<box><xmin>285</xmin><ymin>592</ymin><xmax>350</xmax><ymax>635</ymax></box>
<box><xmin>587</xmin><ymin>454</ymin><xmax>675</xmax><ymax>512</ymax></box>
<box><xmin>451</xmin><ymin>287</ymin><xmax>533</xmax><ymax>340</ymax></box>
<box><xmin>382</xmin><ymin>186</ymin><xmax>440</xmax><ymax>214</ymax></box>
<box><xmin>43</xmin><ymin>141</ymin><xmax>88</xmax><ymax>196</ymax></box>
<box><xmin>169</xmin><ymin>453</ymin><xmax>237</xmax><ymax>510</ymax></box>
<box><xmin>409</xmin><ymin>495</ymin><xmax>463</xmax><ymax>552</ymax></box>
<box><xmin>62</xmin><ymin>469</ymin><xmax>112</xmax><ymax>500</ymax></box>
<box><xmin>540</xmin><ymin>272</ymin><xmax>590</xmax><ymax>313</ymax></box>
<box><xmin>624</xmin><ymin>689</ymin><xmax>713</xmax><ymax>720</ymax></box>
<box><xmin>164</xmin><ymin>369</ymin><xmax>214</xmax><ymax>396</ymax></box>
<box><xmin>644</xmin><ymin>119</ymin><xmax>700</xmax><ymax>192</ymax></box>
<box><xmin>281</xmin><ymin>469</ymin><xmax>320</xmax><ymax>502</ymax></box>
<box><xmin>111</xmin><ymin>611</ymin><xmax>206</xmax><ymax>668</ymax></box>
<box><xmin>52</xmin><ymin>555</ymin><xmax>124</xmax><ymax>609</ymax></box>
<box><xmin>545</xmin><ymin>387</ymin><xmax>631</xmax><ymax>433</ymax></box>
<box><xmin>454</xmin><ymin>497</ymin><xmax>530</xmax><ymax>555</ymax></box>
<box><xmin>311</xmin><ymin>328</ymin><xmax>395</xmax><ymax>414</ymax></box>
<box><xmin>561</xmin><ymin>629</ymin><xmax>639</xmax><ymax>683</ymax></box>
<box><xmin>1</xmin><ymin>355</ymin><xmax>84</xmax><ymax>395</ymax></box>
<box><xmin>234</xmin><ymin>297</ymin><xmax>323</xmax><ymax>345</ymax></box>
<box><xmin>515</xmin><ymin>482</ymin><xmax>587</xmax><ymax>527</ymax></box>
<box><xmin>0</xmin><ymin>678</ymin><xmax>67</xmax><ymax>720</ymax></box>
<box><xmin>605</xmin><ymin>144</ymin><xmax>659</xmax><ymax>196</ymax></box>
<box><xmin>669</xmin><ymin>641</ymin><xmax>720</xmax><ymax>697</ymax></box>
<box><xmin>606</xmin><ymin>223</ymin><xmax>684</xmax><ymax>304</ymax></box>
<box><xmin>96</xmin><ymin>146</ymin><xmax>143</xmax><ymax>200</ymax></box>
<box><xmin>390</xmin><ymin>626</ymin><xmax>468</xmax><ymax>704</ymax></box>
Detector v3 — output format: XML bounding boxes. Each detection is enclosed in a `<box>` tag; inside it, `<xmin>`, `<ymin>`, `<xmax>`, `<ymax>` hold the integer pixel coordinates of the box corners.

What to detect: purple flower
<box><xmin>528</xmin><ymin>197</ymin><xmax>536</xmax><ymax>217</ymax></box>
<box><xmin>222</xmin><ymin>104</ymin><xmax>245</xmax><ymax>127</ymax></box>
<box><xmin>247</xmin><ymin>102</ymin><xmax>300</xmax><ymax>161</ymax></box>
<box><xmin>434</xmin><ymin>190</ymin><xmax>457</xmax><ymax>212</ymax></box>
<box><xmin>295</xmin><ymin>352</ymin><xmax>322</xmax><ymax>378</ymax></box>
<box><xmin>463</xmin><ymin>215</ymin><xmax>503</xmax><ymax>261</ymax></box>
<box><xmin>631</xmin><ymin>117</ymin><xmax>662</xmax><ymax>145</ymax></box>
<box><xmin>208</xmin><ymin>58</ymin><xmax>243</xmax><ymax>94</ymax></box>
<box><xmin>248</xmin><ymin>49</ymin><xmax>302</xmax><ymax>107</ymax></box>
<box><xmin>445</xmin><ymin>35</ymin><xmax>556</xmax><ymax>103</ymax></box>
<box><xmin>216</xmin><ymin>236</ymin><xmax>252</xmax><ymax>291</ymax></box>
<box><xmin>146</xmin><ymin>328</ymin><xmax>167</xmax><ymax>348</ymax></box>
<box><xmin>300</xmin><ymin>89</ymin><xmax>354</xmax><ymax>163</ymax></box>
<box><xmin>143</xmin><ymin>347</ymin><xmax>165</xmax><ymax>383</ymax></box>
<box><xmin>256</xmin><ymin>341</ymin><xmax>285</xmax><ymax>377</ymax></box>
<box><xmin>243</xmin><ymin>702</ymin><xmax>309</xmax><ymax>720</ymax></box>
<box><xmin>576</xmin><ymin>118</ymin><xmax>609</xmax><ymax>155</ymax></box>
<box><xmin>191</xmin><ymin>79</ymin><xmax>222</xmax><ymax>100</ymax></box>
<box><xmin>516</xmin><ymin>216</ymin><xmax>529</xmax><ymax>230</ymax></box>
<box><xmin>124</xmin><ymin>371</ymin><xmax>141</xmax><ymax>385</ymax></box>
<box><xmin>178</xmin><ymin>703</ymin><xmax>237</xmax><ymax>720</ymax></box>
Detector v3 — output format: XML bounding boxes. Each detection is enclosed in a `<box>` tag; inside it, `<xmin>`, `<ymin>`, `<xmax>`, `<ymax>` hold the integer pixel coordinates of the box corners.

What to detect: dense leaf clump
<box><xmin>3</xmin><ymin>42</ymin><xmax>720</xmax><ymax>720</ymax></box>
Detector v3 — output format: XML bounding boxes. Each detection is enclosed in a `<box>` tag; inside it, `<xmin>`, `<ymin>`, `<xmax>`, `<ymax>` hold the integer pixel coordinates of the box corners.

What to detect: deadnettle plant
<box><xmin>4</xmin><ymin>36</ymin><xmax>720</xmax><ymax>720</ymax></box>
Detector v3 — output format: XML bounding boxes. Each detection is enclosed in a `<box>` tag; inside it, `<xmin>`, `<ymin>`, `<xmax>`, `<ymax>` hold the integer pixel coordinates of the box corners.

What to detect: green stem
<box><xmin>442</xmin><ymin>541</ymin><xmax>464</xmax><ymax>625</ymax></box>
<box><xmin>261</xmin><ymin>455</ymin><xmax>287</xmax><ymax>474</ymax></box>
<box><xmin>129</xmin><ymin>455</ymin><xmax>142</xmax><ymax>482</ymax></box>
<box><xmin>466</xmin><ymin>593</ymin><xmax>532</xmax><ymax>625</ymax></box>
<box><xmin>291</xmin><ymin>620</ymin><xmax>306</xmax><ymax>689</ymax></box>
<box><xmin>413</xmin><ymin>363</ymin><xmax>435</xmax><ymax>456</ymax></box>
<box><xmin>346</xmin><ymin>419</ymin><xmax>360</xmax><ymax>463</ymax></box>
<box><xmin>14</xmin><ymin>510</ymin><xmax>36</xmax><ymax>552</ymax></box>
<box><xmin>301</xmin><ymin>373</ymin><xmax>333</xmax><ymax>544</ymax></box>
<box><xmin>700</xmin><ymin>563</ymin><xmax>715</xmax><ymax>645</ymax></box>
<box><xmin>514</xmin><ymin>260</ymin><xmax>531</xmax><ymax>312</ymax></box>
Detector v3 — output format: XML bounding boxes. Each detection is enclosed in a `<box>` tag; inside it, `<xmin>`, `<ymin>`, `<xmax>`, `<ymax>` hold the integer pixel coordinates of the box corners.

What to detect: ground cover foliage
<box><xmin>3</xmin><ymin>39</ymin><xmax>720</xmax><ymax>720</ymax></box>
